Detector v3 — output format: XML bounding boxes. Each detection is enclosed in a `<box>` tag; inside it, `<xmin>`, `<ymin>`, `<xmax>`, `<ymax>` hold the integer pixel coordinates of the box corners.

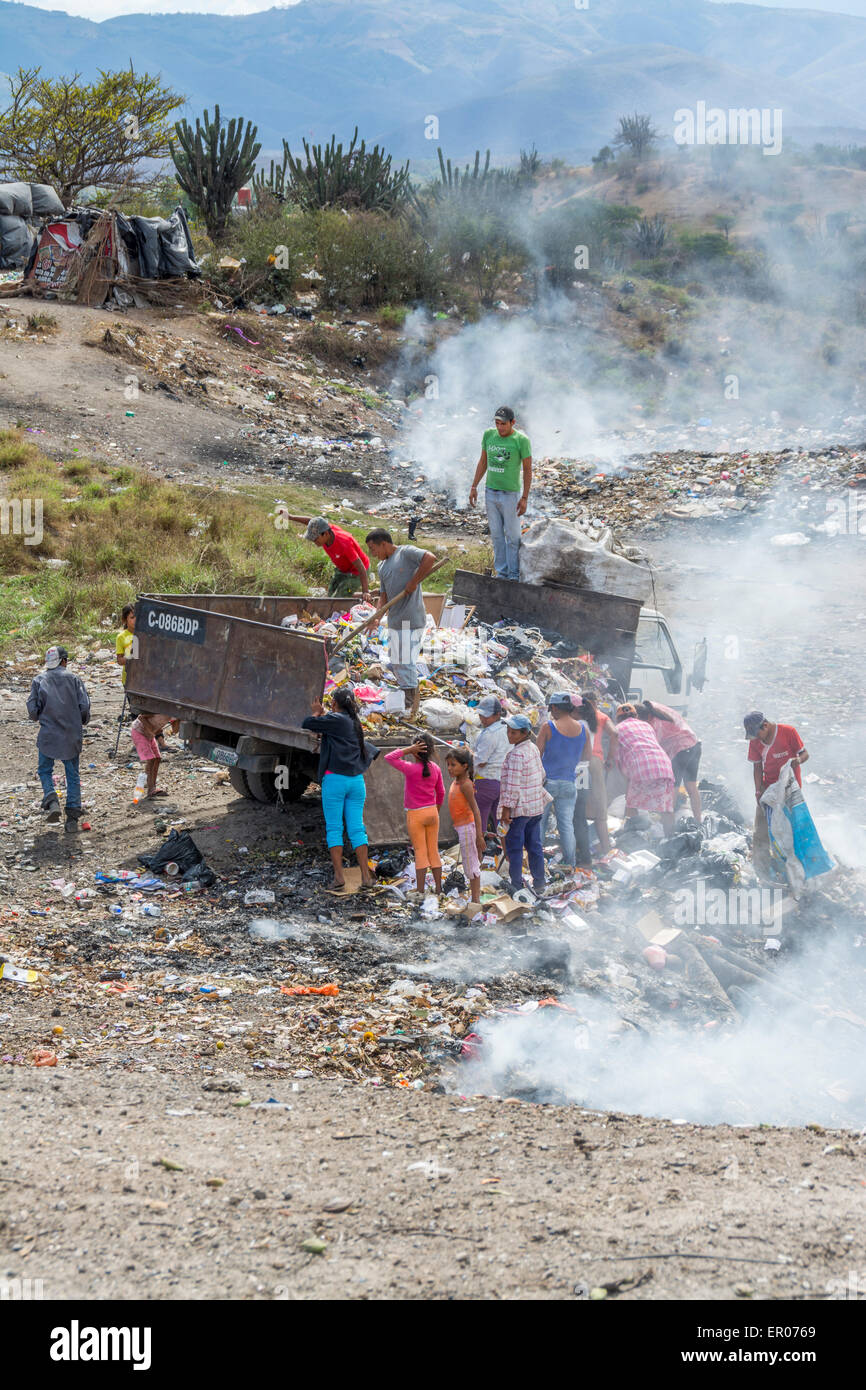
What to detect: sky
<box><xmin>13</xmin><ymin>0</ymin><xmax>866</xmax><ymax>22</ymax></box>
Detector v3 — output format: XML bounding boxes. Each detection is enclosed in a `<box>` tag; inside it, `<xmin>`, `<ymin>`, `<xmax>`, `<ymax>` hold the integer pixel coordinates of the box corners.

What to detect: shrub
<box><xmin>313</xmin><ymin>209</ymin><xmax>447</xmax><ymax>309</ymax></box>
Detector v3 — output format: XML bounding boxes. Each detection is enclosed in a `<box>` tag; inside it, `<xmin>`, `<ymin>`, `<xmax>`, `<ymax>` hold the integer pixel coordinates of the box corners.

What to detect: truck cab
<box><xmin>628</xmin><ymin>610</ymin><xmax>707</xmax><ymax>717</ymax></box>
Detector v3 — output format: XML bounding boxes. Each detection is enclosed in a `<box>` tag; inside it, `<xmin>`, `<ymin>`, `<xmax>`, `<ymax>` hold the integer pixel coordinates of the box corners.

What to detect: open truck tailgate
<box><xmin>127</xmin><ymin>596</ymin><xmax>328</xmax><ymax>743</ymax></box>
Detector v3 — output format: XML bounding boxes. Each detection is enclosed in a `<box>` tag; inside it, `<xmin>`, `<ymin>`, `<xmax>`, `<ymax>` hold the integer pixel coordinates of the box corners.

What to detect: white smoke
<box><xmin>453</xmin><ymin>929</ymin><xmax>866</xmax><ymax>1127</ymax></box>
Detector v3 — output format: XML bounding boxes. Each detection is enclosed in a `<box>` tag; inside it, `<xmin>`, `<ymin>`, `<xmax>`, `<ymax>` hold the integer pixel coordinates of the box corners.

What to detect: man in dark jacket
<box><xmin>26</xmin><ymin>646</ymin><xmax>91</xmax><ymax>831</ymax></box>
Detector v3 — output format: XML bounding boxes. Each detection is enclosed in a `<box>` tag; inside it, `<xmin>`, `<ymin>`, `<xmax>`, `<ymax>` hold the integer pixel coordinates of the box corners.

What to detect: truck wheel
<box><xmin>228</xmin><ymin>767</ymin><xmax>254</xmax><ymax>799</ymax></box>
<box><xmin>245</xmin><ymin>770</ymin><xmax>280</xmax><ymax>803</ymax></box>
<box><xmin>283</xmin><ymin>773</ymin><xmax>312</xmax><ymax>803</ymax></box>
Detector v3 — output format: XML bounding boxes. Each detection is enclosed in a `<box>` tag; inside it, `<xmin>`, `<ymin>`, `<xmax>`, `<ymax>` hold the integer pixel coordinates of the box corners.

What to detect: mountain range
<box><xmin>1</xmin><ymin>0</ymin><xmax>865</xmax><ymax>160</ymax></box>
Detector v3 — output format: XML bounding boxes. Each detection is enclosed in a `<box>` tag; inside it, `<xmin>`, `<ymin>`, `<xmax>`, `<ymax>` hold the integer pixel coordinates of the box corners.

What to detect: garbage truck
<box><xmin>125</xmin><ymin>576</ymin><xmax>704</xmax><ymax>841</ymax></box>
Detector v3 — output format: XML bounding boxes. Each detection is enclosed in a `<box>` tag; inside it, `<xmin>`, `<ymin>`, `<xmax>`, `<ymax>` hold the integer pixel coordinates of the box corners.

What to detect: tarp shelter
<box><xmin>0</xmin><ymin>180</ymin><xmax>65</xmax><ymax>269</ymax></box>
<box><xmin>2</xmin><ymin>200</ymin><xmax>200</xmax><ymax>304</ymax></box>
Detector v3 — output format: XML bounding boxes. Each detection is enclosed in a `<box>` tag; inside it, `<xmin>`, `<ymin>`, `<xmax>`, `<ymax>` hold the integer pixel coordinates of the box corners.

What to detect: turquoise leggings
<box><xmin>321</xmin><ymin>772</ymin><xmax>368</xmax><ymax>849</ymax></box>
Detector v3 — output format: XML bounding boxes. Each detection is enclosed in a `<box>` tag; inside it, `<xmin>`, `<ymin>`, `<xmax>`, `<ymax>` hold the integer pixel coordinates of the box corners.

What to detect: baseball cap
<box><xmin>477</xmin><ymin>695</ymin><xmax>502</xmax><ymax>717</ymax></box>
<box><xmin>44</xmin><ymin>646</ymin><xmax>65</xmax><ymax>670</ymax></box>
<box><xmin>505</xmin><ymin>713</ymin><xmax>532</xmax><ymax>731</ymax></box>
<box><xmin>743</xmin><ymin>710</ymin><xmax>765</xmax><ymax>738</ymax></box>
<box><xmin>304</xmin><ymin>517</ymin><xmax>331</xmax><ymax>541</ymax></box>
<box><xmin>494</xmin><ymin>406</ymin><xmax>515</xmax><ymax>422</ymax></box>
<box><xmin>548</xmin><ymin>690</ymin><xmax>576</xmax><ymax>709</ymax></box>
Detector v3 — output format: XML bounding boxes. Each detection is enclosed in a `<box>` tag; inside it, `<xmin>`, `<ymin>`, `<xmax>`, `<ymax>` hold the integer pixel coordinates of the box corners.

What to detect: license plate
<box><xmin>209</xmin><ymin>745</ymin><xmax>239</xmax><ymax>766</ymax></box>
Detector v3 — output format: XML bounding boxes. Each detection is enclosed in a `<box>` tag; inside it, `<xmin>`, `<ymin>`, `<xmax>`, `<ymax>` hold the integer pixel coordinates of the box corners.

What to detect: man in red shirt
<box><xmin>303</xmin><ymin>517</ymin><xmax>371</xmax><ymax>597</ymax></box>
<box><xmin>744</xmin><ymin>710</ymin><xmax>810</xmax><ymax>880</ymax></box>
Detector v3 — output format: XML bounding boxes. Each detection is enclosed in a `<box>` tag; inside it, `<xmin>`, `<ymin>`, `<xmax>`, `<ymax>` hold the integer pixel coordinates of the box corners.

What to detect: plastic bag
<box><xmin>761</xmin><ymin>761</ymin><xmax>833</xmax><ymax>897</ymax></box>
<box><xmin>138</xmin><ymin>828</ymin><xmax>202</xmax><ymax>875</ymax></box>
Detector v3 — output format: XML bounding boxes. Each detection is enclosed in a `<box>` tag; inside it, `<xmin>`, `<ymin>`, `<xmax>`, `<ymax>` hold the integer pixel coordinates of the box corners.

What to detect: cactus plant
<box><xmin>170</xmin><ymin>106</ymin><xmax>261</xmax><ymax>240</ymax></box>
<box><xmin>255</xmin><ymin>127</ymin><xmax>414</xmax><ymax>212</ymax></box>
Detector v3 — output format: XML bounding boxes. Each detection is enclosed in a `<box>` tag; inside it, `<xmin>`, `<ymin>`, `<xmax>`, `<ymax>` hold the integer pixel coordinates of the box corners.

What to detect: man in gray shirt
<box><xmin>26</xmin><ymin>646</ymin><xmax>91</xmax><ymax>830</ymax></box>
<box><xmin>365</xmin><ymin>529</ymin><xmax>437</xmax><ymax>719</ymax></box>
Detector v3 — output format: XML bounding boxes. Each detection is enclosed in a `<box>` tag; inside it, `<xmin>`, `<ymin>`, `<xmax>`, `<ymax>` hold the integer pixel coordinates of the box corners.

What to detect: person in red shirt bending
<box><xmin>744</xmin><ymin>710</ymin><xmax>809</xmax><ymax>879</ymax></box>
<box><xmin>303</xmin><ymin>517</ymin><xmax>371</xmax><ymax>598</ymax></box>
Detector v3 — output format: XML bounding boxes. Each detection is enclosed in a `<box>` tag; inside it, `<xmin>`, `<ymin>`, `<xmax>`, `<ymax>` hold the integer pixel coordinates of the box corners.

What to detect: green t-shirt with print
<box><xmin>482</xmin><ymin>427</ymin><xmax>531</xmax><ymax>492</ymax></box>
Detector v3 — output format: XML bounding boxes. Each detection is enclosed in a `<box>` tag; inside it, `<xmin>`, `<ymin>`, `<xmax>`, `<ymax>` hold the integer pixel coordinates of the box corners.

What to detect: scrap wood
<box><xmin>675</xmin><ymin>938</ymin><xmax>738</xmax><ymax>1017</ymax></box>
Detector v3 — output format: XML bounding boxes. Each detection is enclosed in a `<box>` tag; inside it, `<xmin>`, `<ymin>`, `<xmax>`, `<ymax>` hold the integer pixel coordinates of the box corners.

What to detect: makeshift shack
<box><xmin>0</xmin><ymin>188</ymin><xmax>199</xmax><ymax>304</ymax></box>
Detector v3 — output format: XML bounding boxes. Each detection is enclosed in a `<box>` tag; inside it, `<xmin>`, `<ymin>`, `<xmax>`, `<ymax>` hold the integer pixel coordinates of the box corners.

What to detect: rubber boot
<box><xmin>64</xmin><ymin>806</ymin><xmax>82</xmax><ymax>834</ymax></box>
<box><xmin>42</xmin><ymin>794</ymin><xmax>61</xmax><ymax>824</ymax></box>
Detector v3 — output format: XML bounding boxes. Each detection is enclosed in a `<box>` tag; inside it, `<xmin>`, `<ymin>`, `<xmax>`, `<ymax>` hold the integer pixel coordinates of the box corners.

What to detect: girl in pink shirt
<box><xmin>384</xmin><ymin>737</ymin><xmax>445</xmax><ymax>893</ymax></box>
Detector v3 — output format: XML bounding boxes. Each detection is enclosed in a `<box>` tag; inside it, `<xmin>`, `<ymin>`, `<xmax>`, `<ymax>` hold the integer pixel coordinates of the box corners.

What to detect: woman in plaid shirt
<box><xmin>614</xmin><ymin>704</ymin><xmax>676</xmax><ymax>836</ymax></box>
<box><xmin>498</xmin><ymin>714</ymin><xmax>551</xmax><ymax>894</ymax></box>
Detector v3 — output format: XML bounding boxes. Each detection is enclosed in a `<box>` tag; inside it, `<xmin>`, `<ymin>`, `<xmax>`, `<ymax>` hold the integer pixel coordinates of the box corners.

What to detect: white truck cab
<box><xmin>627</xmin><ymin>610</ymin><xmax>707</xmax><ymax>718</ymax></box>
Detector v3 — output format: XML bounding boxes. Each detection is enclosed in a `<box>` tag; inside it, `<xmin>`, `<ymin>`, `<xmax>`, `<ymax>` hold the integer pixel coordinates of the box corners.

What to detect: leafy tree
<box><xmin>613</xmin><ymin>113</ymin><xmax>659</xmax><ymax>160</ymax></box>
<box><xmin>0</xmin><ymin>65</ymin><xmax>184</xmax><ymax>204</ymax></box>
<box><xmin>592</xmin><ymin>145</ymin><xmax>615</xmax><ymax>168</ymax></box>
<box><xmin>170</xmin><ymin>106</ymin><xmax>261</xmax><ymax>240</ymax></box>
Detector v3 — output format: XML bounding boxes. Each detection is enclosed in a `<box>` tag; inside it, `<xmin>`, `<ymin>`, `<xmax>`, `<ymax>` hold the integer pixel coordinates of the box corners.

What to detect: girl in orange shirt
<box><xmin>445</xmin><ymin>747</ymin><xmax>486</xmax><ymax>904</ymax></box>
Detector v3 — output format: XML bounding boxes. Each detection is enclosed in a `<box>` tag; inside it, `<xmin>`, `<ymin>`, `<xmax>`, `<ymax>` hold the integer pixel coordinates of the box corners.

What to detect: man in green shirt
<box><xmin>468</xmin><ymin>405</ymin><xmax>532</xmax><ymax>580</ymax></box>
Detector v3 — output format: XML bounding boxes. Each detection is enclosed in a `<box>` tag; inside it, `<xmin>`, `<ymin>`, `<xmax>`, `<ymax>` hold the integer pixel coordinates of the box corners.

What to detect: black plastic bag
<box><xmin>138</xmin><ymin>828</ymin><xmax>203</xmax><ymax>875</ymax></box>
<box><xmin>181</xmin><ymin>860</ymin><xmax>216</xmax><ymax>887</ymax></box>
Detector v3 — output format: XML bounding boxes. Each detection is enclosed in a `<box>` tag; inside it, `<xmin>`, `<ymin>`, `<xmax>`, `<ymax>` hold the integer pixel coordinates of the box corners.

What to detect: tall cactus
<box><xmin>258</xmin><ymin>127</ymin><xmax>414</xmax><ymax>212</ymax></box>
<box><xmin>170</xmin><ymin>106</ymin><xmax>261</xmax><ymax>240</ymax></box>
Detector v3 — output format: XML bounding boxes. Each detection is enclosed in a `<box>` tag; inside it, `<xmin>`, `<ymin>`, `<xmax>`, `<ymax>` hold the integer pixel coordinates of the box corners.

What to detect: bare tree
<box><xmin>613</xmin><ymin>113</ymin><xmax>659</xmax><ymax>161</ymax></box>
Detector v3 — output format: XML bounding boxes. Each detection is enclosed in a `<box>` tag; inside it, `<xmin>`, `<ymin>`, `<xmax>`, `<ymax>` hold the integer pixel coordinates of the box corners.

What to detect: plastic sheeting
<box><xmin>126</xmin><ymin>206</ymin><xmax>198</xmax><ymax>278</ymax></box>
<box><xmin>0</xmin><ymin>214</ymin><xmax>35</xmax><ymax>268</ymax></box>
<box><xmin>518</xmin><ymin>518</ymin><xmax>652</xmax><ymax>599</ymax></box>
<box><xmin>0</xmin><ymin>181</ymin><xmax>33</xmax><ymax>217</ymax></box>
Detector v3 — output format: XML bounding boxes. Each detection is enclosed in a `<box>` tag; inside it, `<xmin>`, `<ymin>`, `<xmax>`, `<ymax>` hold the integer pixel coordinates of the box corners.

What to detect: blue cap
<box><xmin>505</xmin><ymin>713</ymin><xmax>532</xmax><ymax>731</ymax></box>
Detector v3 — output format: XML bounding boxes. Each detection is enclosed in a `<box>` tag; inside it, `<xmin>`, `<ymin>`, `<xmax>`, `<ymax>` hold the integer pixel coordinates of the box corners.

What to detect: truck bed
<box><xmin>450</xmin><ymin>570</ymin><xmax>641</xmax><ymax>692</ymax></box>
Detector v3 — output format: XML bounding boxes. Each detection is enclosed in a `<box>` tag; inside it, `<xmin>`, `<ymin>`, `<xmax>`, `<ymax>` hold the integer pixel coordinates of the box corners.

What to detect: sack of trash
<box><xmin>761</xmin><ymin>762</ymin><xmax>834</xmax><ymax>896</ymax></box>
<box><xmin>138</xmin><ymin>828</ymin><xmax>204</xmax><ymax>876</ymax></box>
<box><xmin>420</xmin><ymin>698</ymin><xmax>467</xmax><ymax>734</ymax></box>
<box><xmin>518</xmin><ymin>518</ymin><xmax>651</xmax><ymax>599</ymax></box>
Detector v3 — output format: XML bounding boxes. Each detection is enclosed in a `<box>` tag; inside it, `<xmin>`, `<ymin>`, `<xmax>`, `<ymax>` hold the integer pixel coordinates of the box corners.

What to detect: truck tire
<box><xmin>228</xmin><ymin>767</ymin><xmax>254</xmax><ymax>799</ymax></box>
<box><xmin>245</xmin><ymin>769</ymin><xmax>313</xmax><ymax>803</ymax></box>
<box><xmin>245</xmin><ymin>770</ymin><xmax>280</xmax><ymax>803</ymax></box>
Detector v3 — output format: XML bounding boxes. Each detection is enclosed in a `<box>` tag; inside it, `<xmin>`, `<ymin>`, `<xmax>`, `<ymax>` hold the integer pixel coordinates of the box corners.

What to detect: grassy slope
<box><xmin>0</xmin><ymin>432</ymin><xmax>487</xmax><ymax>657</ymax></box>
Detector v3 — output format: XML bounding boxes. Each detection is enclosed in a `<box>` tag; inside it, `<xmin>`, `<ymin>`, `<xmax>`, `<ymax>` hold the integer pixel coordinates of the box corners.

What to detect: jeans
<box><xmin>474</xmin><ymin>777</ymin><xmax>501</xmax><ymax>834</ymax></box>
<box><xmin>540</xmin><ymin>778</ymin><xmax>577</xmax><ymax>866</ymax></box>
<box><xmin>486</xmin><ymin>489</ymin><xmax>521</xmax><ymax>580</ymax></box>
<box><xmin>37</xmin><ymin>752</ymin><xmax>81</xmax><ymax>810</ymax></box>
<box><xmin>505</xmin><ymin>814</ymin><xmax>545</xmax><ymax>890</ymax></box>
<box><xmin>572</xmin><ymin>786</ymin><xmax>592</xmax><ymax>868</ymax></box>
<box><xmin>387</xmin><ymin>625</ymin><xmax>426</xmax><ymax>689</ymax></box>
<box><xmin>321</xmin><ymin>772</ymin><xmax>368</xmax><ymax>849</ymax></box>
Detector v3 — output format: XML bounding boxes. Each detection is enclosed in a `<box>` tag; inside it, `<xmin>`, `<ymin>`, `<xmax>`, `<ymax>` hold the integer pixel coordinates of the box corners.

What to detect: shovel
<box><xmin>330</xmin><ymin>557</ymin><xmax>448</xmax><ymax>654</ymax></box>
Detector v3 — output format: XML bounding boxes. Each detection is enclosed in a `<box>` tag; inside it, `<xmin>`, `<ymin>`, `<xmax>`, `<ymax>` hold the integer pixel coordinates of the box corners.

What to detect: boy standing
<box><xmin>131</xmin><ymin>713</ymin><xmax>180</xmax><ymax>799</ymax></box>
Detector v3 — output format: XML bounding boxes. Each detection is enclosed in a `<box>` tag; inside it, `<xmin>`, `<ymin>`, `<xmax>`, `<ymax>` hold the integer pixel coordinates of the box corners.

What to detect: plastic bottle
<box><xmin>138</xmin><ymin>904</ymin><xmax>162</xmax><ymax>918</ymax></box>
<box><xmin>132</xmin><ymin>771</ymin><xmax>147</xmax><ymax>805</ymax></box>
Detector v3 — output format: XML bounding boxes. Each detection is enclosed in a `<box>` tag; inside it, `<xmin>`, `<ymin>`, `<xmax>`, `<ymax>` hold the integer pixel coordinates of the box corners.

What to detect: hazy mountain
<box><xmin>0</xmin><ymin>0</ymin><xmax>864</xmax><ymax>160</ymax></box>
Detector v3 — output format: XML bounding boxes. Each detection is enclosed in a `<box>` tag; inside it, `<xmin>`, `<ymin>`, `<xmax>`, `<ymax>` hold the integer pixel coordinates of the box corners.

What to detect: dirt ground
<box><xmin>1</xmin><ymin>646</ymin><xmax>865</xmax><ymax>1301</ymax></box>
<box><xmin>0</xmin><ymin>296</ymin><xmax>396</xmax><ymax>495</ymax></box>
<box><xmin>3</xmin><ymin>1067</ymin><xmax>864</xmax><ymax>1302</ymax></box>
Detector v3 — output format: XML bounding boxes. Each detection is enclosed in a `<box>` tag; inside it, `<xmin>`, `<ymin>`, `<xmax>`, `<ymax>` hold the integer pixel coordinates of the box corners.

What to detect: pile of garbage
<box><xmin>280</xmin><ymin>599</ymin><xmax>613</xmax><ymax>737</ymax></box>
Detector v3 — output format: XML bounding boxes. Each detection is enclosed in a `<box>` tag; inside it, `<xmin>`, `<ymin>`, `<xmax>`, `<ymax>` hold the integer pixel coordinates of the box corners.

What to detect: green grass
<box><xmin>0</xmin><ymin>431</ymin><xmax>489</xmax><ymax>656</ymax></box>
